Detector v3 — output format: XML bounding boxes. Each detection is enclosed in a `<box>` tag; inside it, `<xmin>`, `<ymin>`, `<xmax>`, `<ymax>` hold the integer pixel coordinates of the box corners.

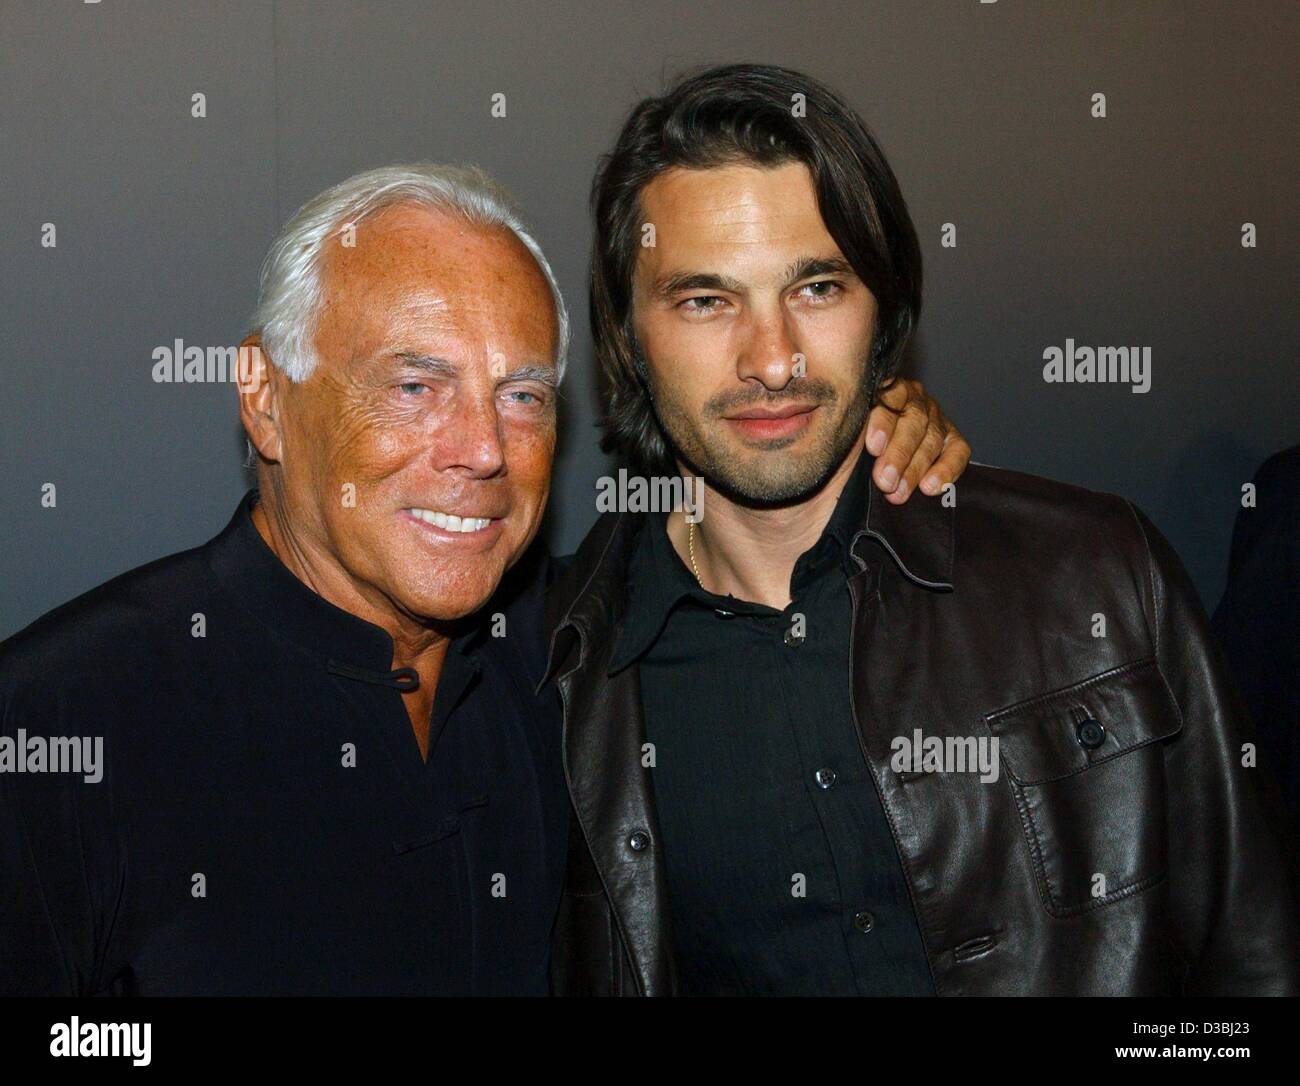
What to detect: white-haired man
<box><xmin>0</xmin><ymin>164</ymin><xmax>964</xmax><ymax>994</ymax></box>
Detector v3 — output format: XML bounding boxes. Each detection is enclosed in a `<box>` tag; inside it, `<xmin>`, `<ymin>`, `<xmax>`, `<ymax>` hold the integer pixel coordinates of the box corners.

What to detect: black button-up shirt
<box><xmin>0</xmin><ymin>490</ymin><xmax>568</xmax><ymax>995</ymax></box>
<box><xmin>608</xmin><ymin>452</ymin><xmax>934</xmax><ymax>995</ymax></box>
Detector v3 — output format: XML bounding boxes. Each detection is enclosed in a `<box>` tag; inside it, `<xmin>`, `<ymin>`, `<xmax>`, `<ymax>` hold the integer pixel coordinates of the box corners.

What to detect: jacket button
<box><xmin>628</xmin><ymin>830</ymin><xmax>650</xmax><ymax>852</ymax></box>
<box><xmin>783</xmin><ymin>628</ymin><xmax>805</xmax><ymax>646</ymax></box>
<box><xmin>852</xmin><ymin>910</ymin><xmax>875</xmax><ymax>933</ymax></box>
<box><xmin>815</xmin><ymin>767</ymin><xmax>837</xmax><ymax>789</ymax></box>
<box><xmin>1076</xmin><ymin>717</ymin><xmax>1106</xmax><ymax>750</ymax></box>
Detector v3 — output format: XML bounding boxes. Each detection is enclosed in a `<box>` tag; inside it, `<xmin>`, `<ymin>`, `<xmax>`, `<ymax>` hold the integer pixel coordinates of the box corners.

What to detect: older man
<box><xmin>0</xmin><ymin>164</ymin><xmax>961</xmax><ymax>995</ymax></box>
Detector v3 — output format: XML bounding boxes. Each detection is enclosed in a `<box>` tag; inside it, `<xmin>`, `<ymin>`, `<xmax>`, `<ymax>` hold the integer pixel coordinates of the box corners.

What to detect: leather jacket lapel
<box><xmin>545</xmin><ymin>510</ymin><xmax>678</xmax><ymax>995</ymax></box>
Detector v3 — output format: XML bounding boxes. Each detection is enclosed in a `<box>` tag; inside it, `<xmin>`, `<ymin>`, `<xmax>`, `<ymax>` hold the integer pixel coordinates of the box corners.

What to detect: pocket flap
<box><xmin>984</xmin><ymin>658</ymin><xmax>1183</xmax><ymax>785</ymax></box>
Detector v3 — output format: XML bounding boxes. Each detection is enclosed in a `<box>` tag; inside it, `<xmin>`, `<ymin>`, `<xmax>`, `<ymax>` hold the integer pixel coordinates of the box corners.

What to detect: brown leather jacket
<box><xmin>539</xmin><ymin>462</ymin><xmax>1299</xmax><ymax>995</ymax></box>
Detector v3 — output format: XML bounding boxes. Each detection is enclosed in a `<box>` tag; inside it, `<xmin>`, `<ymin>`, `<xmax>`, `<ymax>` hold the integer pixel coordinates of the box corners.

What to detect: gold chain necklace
<box><xmin>686</xmin><ymin>516</ymin><xmax>705</xmax><ymax>589</ymax></box>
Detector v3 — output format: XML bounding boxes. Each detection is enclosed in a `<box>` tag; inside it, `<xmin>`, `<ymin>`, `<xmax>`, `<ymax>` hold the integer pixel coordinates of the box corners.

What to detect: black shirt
<box><xmin>0</xmin><ymin>490</ymin><xmax>568</xmax><ymax>995</ymax></box>
<box><xmin>609</xmin><ymin>452</ymin><xmax>933</xmax><ymax>995</ymax></box>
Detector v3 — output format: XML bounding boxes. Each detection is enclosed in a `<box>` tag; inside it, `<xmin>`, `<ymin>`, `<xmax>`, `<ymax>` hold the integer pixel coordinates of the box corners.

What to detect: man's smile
<box><xmin>401</xmin><ymin>506</ymin><xmax>506</xmax><ymax>545</ymax></box>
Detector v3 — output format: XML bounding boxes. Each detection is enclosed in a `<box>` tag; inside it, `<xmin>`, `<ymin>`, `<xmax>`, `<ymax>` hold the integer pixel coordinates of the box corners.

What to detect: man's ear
<box><xmin>236</xmin><ymin>334</ymin><xmax>284</xmax><ymax>464</ymax></box>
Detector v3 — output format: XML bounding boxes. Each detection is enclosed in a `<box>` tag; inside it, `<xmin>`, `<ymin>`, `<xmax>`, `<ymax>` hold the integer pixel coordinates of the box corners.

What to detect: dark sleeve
<box><xmin>1211</xmin><ymin>448</ymin><xmax>1300</xmax><ymax>829</ymax></box>
<box><xmin>1128</xmin><ymin>502</ymin><xmax>1300</xmax><ymax>995</ymax></box>
<box><xmin>0</xmin><ymin>677</ymin><xmax>123</xmax><ymax>995</ymax></box>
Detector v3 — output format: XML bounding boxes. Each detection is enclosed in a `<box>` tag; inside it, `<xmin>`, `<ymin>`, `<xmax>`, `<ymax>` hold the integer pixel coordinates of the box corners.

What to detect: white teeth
<box><xmin>409</xmin><ymin>509</ymin><xmax>493</xmax><ymax>533</ymax></box>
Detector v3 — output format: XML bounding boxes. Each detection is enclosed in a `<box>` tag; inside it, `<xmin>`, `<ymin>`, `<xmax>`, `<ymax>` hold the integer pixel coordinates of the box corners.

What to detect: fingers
<box><xmin>868</xmin><ymin>379</ymin><xmax>930</xmax><ymax>498</ymax></box>
<box><xmin>864</xmin><ymin>378</ymin><xmax>912</xmax><ymax>456</ymax></box>
<box><xmin>883</xmin><ymin>401</ymin><xmax>952</xmax><ymax>503</ymax></box>
<box><xmin>866</xmin><ymin>379</ymin><xmax>972</xmax><ymax>504</ymax></box>
<box><xmin>917</xmin><ymin>427</ymin><xmax>972</xmax><ymax>498</ymax></box>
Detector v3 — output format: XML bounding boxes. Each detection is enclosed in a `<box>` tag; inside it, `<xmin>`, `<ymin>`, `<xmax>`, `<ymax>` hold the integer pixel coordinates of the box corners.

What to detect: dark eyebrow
<box><xmin>783</xmin><ymin>255</ymin><xmax>856</xmax><ymax>284</ymax></box>
<box><xmin>652</xmin><ymin>256</ymin><xmax>856</xmax><ymax>300</ymax></box>
<box><xmin>652</xmin><ymin>271</ymin><xmax>746</xmax><ymax>299</ymax></box>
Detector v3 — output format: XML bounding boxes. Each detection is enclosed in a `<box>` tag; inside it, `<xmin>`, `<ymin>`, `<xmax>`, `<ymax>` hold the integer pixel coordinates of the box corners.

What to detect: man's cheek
<box><xmin>501</xmin><ymin>429</ymin><xmax>553</xmax><ymax>535</ymax></box>
<box><xmin>506</xmin><ymin>418</ymin><xmax>557</xmax><ymax>471</ymax></box>
<box><xmin>327</xmin><ymin>412</ymin><xmax>420</xmax><ymax>492</ymax></box>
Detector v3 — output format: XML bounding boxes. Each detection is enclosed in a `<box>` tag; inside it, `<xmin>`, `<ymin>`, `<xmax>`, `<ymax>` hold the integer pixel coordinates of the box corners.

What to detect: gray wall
<box><xmin>2</xmin><ymin>0</ymin><xmax>1296</xmax><ymax>639</ymax></box>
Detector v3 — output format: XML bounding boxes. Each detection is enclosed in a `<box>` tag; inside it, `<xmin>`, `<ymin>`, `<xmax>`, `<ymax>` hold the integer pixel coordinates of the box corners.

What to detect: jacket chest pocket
<box><xmin>983</xmin><ymin>658</ymin><xmax>1183</xmax><ymax>917</ymax></box>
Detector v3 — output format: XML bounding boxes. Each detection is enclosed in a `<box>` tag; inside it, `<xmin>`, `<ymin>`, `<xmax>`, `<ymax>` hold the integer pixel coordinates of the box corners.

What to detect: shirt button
<box><xmin>852</xmin><ymin>910</ymin><xmax>875</xmax><ymax>933</ymax></box>
<box><xmin>815</xmin><ymin>767</ymin><xmax>837</xmax><ymax>789</ymax></box>
<box><xmin>1076</xmin><ymin>717</ymin><xmax>1106</xmax><ymax>750</ymax></box>
<box><xmin>628</xmin><ymin>830</ymin><xmax>650</xmax><ymax>852</ymax></box>
<box><xmin>783</xmin><ymin>628</ymin><xmax>805</xmax><ymax>646</ymax></box>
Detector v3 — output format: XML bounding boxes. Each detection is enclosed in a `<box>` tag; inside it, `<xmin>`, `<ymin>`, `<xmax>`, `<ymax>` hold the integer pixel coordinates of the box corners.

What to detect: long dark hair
<box><xmin>590</xmin><ymin>62</ymin><xmax>923</xmax><ymax>475</ymax></box>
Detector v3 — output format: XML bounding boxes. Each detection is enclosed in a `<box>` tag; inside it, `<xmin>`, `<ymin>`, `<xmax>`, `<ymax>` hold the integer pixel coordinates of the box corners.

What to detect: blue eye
<box><xmin>398</xmin><ymin>382</ymin><xmax>427</xmax><ymax>395</ymax></box>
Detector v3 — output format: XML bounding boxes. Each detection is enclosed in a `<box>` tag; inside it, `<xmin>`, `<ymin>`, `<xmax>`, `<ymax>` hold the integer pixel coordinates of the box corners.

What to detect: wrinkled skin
<box><xmin>238</xmin><ymin>204</ymin><xmax>558</xmax><ymax>754</ymax></box>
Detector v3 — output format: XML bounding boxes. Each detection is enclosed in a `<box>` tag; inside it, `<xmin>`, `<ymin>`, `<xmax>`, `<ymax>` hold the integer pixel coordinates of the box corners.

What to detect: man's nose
<box><xmin>437</xmin><ymin>391</ymin><xmax>507</xmax><ymax>477</ymax></box>
<box><xmin>735</xmin><ymin>305</ymin><xmax>799</xmax><ymax>391</ymax></box>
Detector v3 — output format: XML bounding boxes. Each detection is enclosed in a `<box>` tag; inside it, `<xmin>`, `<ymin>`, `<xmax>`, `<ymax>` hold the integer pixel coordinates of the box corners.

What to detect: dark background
<box><xmin>2</xmin><ymin>0</ymin><xmax>1296</xmax><ymax>639</ymax></box>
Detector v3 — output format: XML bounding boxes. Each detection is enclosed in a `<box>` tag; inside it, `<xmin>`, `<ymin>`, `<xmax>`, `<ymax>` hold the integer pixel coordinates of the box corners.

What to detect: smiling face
<box><xmin>269</xmin><ymin>202</ymin><xmax>558</xmax><ymax>623</ymax></box>
<box><xmin>630</xmin><ymin>160</ymin><xmax>879</xmax><ymax>503</ymax></box>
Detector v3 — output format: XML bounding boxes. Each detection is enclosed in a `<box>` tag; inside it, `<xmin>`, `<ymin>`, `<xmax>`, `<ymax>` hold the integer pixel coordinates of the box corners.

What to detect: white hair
<box><xmin>248</xmin><ymin>162</ymin><xmax>570</xmax><ymax>383</ymax></box>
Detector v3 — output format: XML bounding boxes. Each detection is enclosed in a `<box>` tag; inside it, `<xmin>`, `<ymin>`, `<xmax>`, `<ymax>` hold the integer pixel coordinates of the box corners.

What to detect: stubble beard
<box><xmin>644</xmin><ymin>351</ymin><xmax>877</xmax><ymax>509</ymax></box>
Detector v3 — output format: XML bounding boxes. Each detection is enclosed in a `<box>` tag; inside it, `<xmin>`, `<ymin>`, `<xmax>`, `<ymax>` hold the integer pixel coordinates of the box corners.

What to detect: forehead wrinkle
<box><xmin>318</xmin><ymin>211</ymin><xmax>558</xmax><ymax>369</ymax></box>
<box><xmin>393</xmin><ymin>293</ymin><xmax>453</xmax><ymax>313</ymax></box>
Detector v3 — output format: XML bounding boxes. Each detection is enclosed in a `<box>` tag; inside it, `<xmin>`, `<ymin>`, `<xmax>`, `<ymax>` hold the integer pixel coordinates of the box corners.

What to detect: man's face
<box><xmin>272</xmin><ymin>203</ymin><xmax>558</xmax><ymax>623</ymax></box>
<box><xmin>631</xmin><ymin>160</ymin><xmax>878</xmax><ymax>503</ymax></box>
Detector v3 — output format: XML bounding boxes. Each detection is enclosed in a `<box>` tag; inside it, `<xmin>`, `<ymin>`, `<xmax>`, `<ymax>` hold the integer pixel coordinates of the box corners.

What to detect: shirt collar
<box><xmin>605</xmin><ymin>510</ymin><xmax>698</xmax><ymax>675</ymax></box>
<box><xmin>205</xmin><ymin>489</ymin><xmax>489</xmax><ymax>673</ymax></box>
<box><xmin>607</xmin><ymin>449</ymin><xmax>874</xmax><ymax>674</ymax></box>
<box><xmin>540</xmin><ymin>451</ymin><xmax>956</xmax><ymax>691</ymax></box>
<box><xmin>825</xmin><ymin>444</ymin><xmax>871</xmax><ymax>566</ymax></box>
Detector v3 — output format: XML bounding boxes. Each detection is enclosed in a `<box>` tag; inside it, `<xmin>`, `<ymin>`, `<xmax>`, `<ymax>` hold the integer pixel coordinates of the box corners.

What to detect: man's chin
<box><xmin>376</xmin><ymin>562</ymin><xmax>502</xmax><ymax>627</ymax></box>
<box><xmin>395</xmin><ymin>596</ymin><xmax>492</xmax><ymax>627</ymax></box>
<box><xmin>688</xmin><ymin>415</ymin><xmax>867</xmax><ymax>505</ymax></box>
<box><xmin>698</xmin><ymin>446</ymin><xmax>837</xmax><ymax>506</ymax></box>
